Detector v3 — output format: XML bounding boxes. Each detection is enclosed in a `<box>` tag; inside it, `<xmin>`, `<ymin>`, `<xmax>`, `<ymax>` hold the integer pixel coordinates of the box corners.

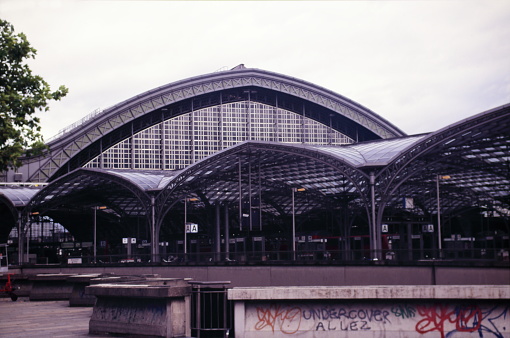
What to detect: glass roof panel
<box><xmin>0</xmin><ymin>187</ymin><xmax>41</xmax><ymax>207</ymax></box>
<box><xmin>348</xmin><ymin>135</ymin><xmax>427</xmax><ymax>166</ymax></box>
<box><xmin>106</xmin><ymin>169</ymin><xmax>180</xmax><ymax>190</ymax></box>
<box><xmin>299</xmin><ymin>135</ymin><xmax>426</xmax><ymax>168</ymax></box>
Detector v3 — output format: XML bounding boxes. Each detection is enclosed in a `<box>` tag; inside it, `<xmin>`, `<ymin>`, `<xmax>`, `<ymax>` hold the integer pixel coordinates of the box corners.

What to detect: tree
<box><xmin>0</xmin><ymin>18</ymin><xmax>68</xmax><ymax>172</ymax></box>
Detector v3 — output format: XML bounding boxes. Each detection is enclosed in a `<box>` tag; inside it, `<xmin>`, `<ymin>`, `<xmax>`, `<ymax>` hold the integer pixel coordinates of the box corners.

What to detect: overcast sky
<box><xmin>2</xmin><ymin>0</ymin><xmax>509</xmax><ymax>140</ymax></box>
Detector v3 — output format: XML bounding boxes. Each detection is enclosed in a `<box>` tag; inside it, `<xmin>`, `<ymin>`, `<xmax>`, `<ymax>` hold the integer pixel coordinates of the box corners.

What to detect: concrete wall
<box><xmin>16</xmin><ymin>264</ymin><xmax>510</xmax><ymax>287</ymax></box>
<box><xmin>229</xmin><ymin>286</ymin><xmax>510</xmax><ymax>338</ymax></box>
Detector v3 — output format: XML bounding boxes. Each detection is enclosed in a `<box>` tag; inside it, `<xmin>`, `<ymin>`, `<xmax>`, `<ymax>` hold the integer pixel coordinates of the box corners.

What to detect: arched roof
<box><xmin>25</xmin><ymin>66</ymin><xmax>406</xmax><ymax>182</ymax></box>
<box><xmin>5</xmin><ymin>103</ymin><xmax>508</xmax><ymax>249</ymax></box>
<box><xmin>25</xmin><ymin>168</ymin><xmax>157</xmax><ymax>218</ymax></box>
<box><xmin>0</xmin><ymin>186</ymin><xmax>42</xmax><ymax>242</ymax></box>
<box><xmin>376</xmin><ymin>103</ymin><xmax>510</xmax><ymax>216</ymax></box>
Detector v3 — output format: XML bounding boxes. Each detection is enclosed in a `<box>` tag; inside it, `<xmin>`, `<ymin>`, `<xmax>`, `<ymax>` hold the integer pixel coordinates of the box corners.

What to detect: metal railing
<box><xmin>52</xmin><ymin>247</ymin><xmax>510</xmax><ymax>267</ymax></box>
<box><xmin>189</xmin><ymin>281</ymin><xmax>233</xmax><ymax>338</ymax></box>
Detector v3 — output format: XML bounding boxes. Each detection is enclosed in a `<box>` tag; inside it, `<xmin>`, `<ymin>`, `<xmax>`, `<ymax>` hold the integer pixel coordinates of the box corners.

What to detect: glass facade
<box><xmin>85</xmin><ymin>101</ymin><xmax>353</xmax><ymax>170</ymax></box>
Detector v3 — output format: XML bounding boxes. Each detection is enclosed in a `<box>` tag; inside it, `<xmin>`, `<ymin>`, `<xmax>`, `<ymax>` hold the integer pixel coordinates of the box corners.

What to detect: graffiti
<box><xmin>315</xmin><ymin>320</ymin><xmax>370</xmax><ymax>331</ymax></box>
<box><xmin>392</xmin><ymin>304</ymin><xmax>416</xmax><ymax>319</ymax></box>
<box><xmin>416</xmin><ymin>304</ymin><xmax>482</xmax><ymax>338</ymax></box>
<box><xmin>415</xmin><ymin>304</ymin><xmax>509</xmax><ymax>338</ymax></box>
<box><xmin>255</xmin><ymin>304</ymin><xmax>302</xmax><ymax>334</ymax></box>
<box><xmin>249</xmin><ymin>302</ymin><xmax>509</xmax><ymax>336</ymax></box>
<box><xmin>302</xmin><ymin>307</ymin><xmax>391</xmax><ymax>323</ymax></box>
<box><xmin>477</xmin><ymin>306</ymin><xmax>509</xmax><ymax>338</ymax></box>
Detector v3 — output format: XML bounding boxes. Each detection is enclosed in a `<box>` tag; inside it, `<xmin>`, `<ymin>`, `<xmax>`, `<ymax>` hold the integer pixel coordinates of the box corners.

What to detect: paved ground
<box><xmin>0</xmin><ymin>297</ymin><xmax>110</xmax><ymax>337</ymax></box>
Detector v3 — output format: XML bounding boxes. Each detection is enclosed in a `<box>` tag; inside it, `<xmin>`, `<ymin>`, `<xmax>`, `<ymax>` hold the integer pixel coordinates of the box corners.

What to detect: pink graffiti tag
<box><xmin>415</xmin><ymin>304</ymin><xmax>482</xmax><ymax>338</ymax></box>
<box><xmin>255</xmin><ymin>305</ymin><xmax>302</xmax><ymax>334</ymax></box>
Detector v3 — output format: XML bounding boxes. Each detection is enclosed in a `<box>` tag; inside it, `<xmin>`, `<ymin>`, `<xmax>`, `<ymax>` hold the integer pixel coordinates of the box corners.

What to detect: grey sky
<box><xmin>1</xmin><ymin>0</ymin><xmax>509</xmax><ymax>140</ymax></box>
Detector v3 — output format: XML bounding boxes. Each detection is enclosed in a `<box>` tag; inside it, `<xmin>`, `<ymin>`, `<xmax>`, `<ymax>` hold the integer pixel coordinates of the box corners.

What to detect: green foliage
<box><xmin>0</xmin><ymin>18</ymin><xmax>68</xmax><ymax>171</ymax></box>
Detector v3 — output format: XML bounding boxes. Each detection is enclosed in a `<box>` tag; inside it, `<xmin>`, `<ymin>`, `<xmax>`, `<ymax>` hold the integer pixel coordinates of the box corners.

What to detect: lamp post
<box><xmin>93</xmin><ymin>206</ymin><xmax>106</xmax><ymax>263</ymax></box>
<box><xmin>291</xmin><ymin>188</ymin><xmax>305</xmax><ymax>260</ymax></box>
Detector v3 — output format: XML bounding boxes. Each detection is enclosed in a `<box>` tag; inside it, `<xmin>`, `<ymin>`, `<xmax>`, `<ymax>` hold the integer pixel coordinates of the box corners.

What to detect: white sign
<box><xmin>67</xmin><ymin>258</ymin><xmax>82</xmax><ymax>264</ymax></box>
<box><xmin>422</xmin><ymin>224</ymin><xmax>434</xmax><ymax>233</ymax></box>
<box><xmin>186</xmin><ymin>222</ymin><xmax>198</xmax><ymax>233</ymax></box>
<box><xmin>122</xmin><ymin>238</ymin><xmax>128</xmax><ymax>244</ymax></box>
<box><xmin>381</xmin><ymin>224</ymin><xmax>389</xmax><ymax>233</ymax></box>
<box><xmin>403</xmin><ymin>197</ymin><xmax>414</xmax><ymax>209</ymax></box>
<box><xmin>131</xmin><ymin>238</ymin><xmax>136</xmax><ymax>244</ymax></box>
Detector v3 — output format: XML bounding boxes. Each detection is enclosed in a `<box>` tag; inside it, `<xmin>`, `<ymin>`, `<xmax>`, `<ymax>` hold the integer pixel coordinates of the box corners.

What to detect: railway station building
<box><xmin>1</xmin><ymin>65</ymin><xmax>509</xmax><ymax>265</ymax></box>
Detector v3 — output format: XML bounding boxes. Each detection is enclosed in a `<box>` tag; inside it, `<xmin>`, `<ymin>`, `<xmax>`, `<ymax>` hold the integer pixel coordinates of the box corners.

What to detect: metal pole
<box><xmin>224</xmin><ymin>205</ymin><xmax>230</xmax><ymax>257</ymax></box>
<box><xmin>370</xmin><ymin>172</ymin><xmax>377</xmax><ymax>259</ymax></box>
<box><xmin>151</xmin><ymin>195</ymin><xmax>156</xmax><ymax>262</ymax></box>
<box><xmin>184</xmin><ymin>198</ymin><xmax>187</xmax><ymax>256</ymax></box>
<box><xmin>436</xmin><ymin>175</ymin><xmax>442</xmax><ymax>257</ymax></box>
<box><xmin>17</xmin><ymin>211</ymin><xmax>23</xmax><ymax>264</ymax></box>
<box><xmin>93</xmin><ymin>207</ymin><xmax>97</xmax><ymax>263</ymax></box>
<box><xmin>292</xmin><ymin>188</ymin><xmax>296</xmax><ymax>260</ymax></box>
<box><xmin>215</xmin><ymin>203</ymin><xmax>221</xmax><ymax>261</ymax></box>
<box><xmin>238</xmin><ymin>157</ymin><xmax>242</xmax><ymax>231</ymax></box>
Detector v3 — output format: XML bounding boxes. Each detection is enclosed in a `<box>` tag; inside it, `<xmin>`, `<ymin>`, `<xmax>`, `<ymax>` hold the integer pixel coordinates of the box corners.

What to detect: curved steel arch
<box><xmin>377</xmin><ymin>104</ymin><xmax>510</xmax><ymax>198</ymax></box>
<box><xmin>24</xmin><ymin>168</ymin><xmax>154</xmax><ymax>234</ymax></box>
<box><xmin>17</xmin><ymin>168</ymin><xmax>157</xmax><ymax>263</ymax></box>
<box><xmin>154</xmin><ymin>141</ymin><xmax>373</xmax><ymax>233</ymax></box>
<box><xmin>0</xmin><ymin>187</ymin><xmax>42</xmax><ymax>242</ymax></box>
<box><xmin>373</xmin><ymin>104</ymin><xmax>510</xmax><ymax>249</ymax></box>
<box><xmin>0</xmin><ymin>195</ymin><xmax>18</xmax><ymax>242</ymax></box>
<box><xmin>27</xmin><ymin>67</ymin><xmax>405</xmax><ymax>182</ymax></box>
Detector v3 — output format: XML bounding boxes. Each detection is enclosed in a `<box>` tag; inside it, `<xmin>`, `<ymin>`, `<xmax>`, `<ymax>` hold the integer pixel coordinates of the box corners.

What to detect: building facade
<box><xmin>1</xmin><ymin>65</ymin><xmax>508</xmax><ymax>264</ymax></box>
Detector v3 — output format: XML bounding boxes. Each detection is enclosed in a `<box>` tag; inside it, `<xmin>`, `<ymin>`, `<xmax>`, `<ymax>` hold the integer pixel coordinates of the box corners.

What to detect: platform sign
<box><xmin>68</xmin><ymin>258</ymin><xmax>82</xmax><ymax>264</ymax></box>
<box><xmin>381</xmin><ymin>224</ymin><xmax>389</xmax><ymax>233</ymax></box>
<box><xmin>403</xmin><ymin>197</ymin><xmax>414</xmax><ymax>209</ymax></box>
<box><xmin>186</xmin><ymin>222</ymin><xmax>198</xmax><ymax>233</ymax></box>
<box><xmin>422</xmin><ymin>224</ymin><xmax>434</xmax><ymax>233</ymax></box>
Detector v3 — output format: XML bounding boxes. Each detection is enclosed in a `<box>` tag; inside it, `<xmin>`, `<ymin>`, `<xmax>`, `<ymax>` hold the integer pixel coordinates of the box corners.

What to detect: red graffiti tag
<box><xmin>415</xmin><ymin>304</ymin><xmax>482</xmax><ymax>338</ymax></box>
<box><xmin>255</xmin><ymin>305</ymin><xmax>302</xmax><ymax>334</ymax></box>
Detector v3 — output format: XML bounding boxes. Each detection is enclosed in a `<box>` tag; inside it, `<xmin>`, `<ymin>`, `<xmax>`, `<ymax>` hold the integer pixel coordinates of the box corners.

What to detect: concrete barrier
<box><xmin>29</xmin><ymin>273</ymin><xmax>75</xmax><ymax>301</ymax></box>
<box><xmin>67</xmin><ymin>274</ymin><xmax>161</xmax><ymax>306</ymax></box>
<box><xmin>228</xmin><ymin>285</ymin><xmax>510</xmax><ymax>337</ymax></box>
<box><xmin>86</xmin><ymin>278</ymin><xmax>192</xmax><ymax>337</ymax></box>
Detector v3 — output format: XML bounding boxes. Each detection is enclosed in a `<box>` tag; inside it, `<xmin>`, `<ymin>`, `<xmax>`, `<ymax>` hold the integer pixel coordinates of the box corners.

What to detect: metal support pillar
<box><xmin>184</xmin><ymin>198</ymin><xmax>188</xmax><ymax>257</ymax></box>
<box><xmin>17</xmin><ymin>211</ymin><xmax>24</xmax><ymax>264</ymax></box>
<box><xmin>291</xmin><ymin>188</ymin><xmax>296</xmax><ymax>260</ymax></box>
<box><xmin>369</xmin><ymin>172</ymin><xmax>378</xmax><ymax>259</ymax></box>
<box><xmin>215</xmin><ymin>203</ymin><xmax>221</xmax><ymax>261</ymax></box>
<box><xmin>224</xmin><ymin>205</ymin><xmax>230</xmax><ymax>258</ymax></box>
<box><xmin>93</xmin><ymin>207</ymin><xmax>97</xmax><ymax>263</ymax></box>
<box><xmin>151</xmin><ymin>195</ymin><xmax>158</xmax><ymax>262</ymax></box>
<box><xmin>436</xmin><ymin>175</ymin><xmax>442</xmax><ymax>258</ymax></box>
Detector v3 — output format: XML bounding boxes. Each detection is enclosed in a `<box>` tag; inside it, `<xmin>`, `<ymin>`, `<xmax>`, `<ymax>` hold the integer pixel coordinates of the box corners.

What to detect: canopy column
<box><xmin>214</xmin><ymin>203</ymin><xmax>221</xmax><ymax>261</ymax></box>
<box><xmin>150</xmin><ymin>195</ymin><xmax>159</xmax><ymax>262</ymax></box>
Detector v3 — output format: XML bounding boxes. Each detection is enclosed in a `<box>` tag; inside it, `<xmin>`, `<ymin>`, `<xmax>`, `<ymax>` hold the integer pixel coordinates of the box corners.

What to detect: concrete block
<box><xmin>29</xmin><ymin>274</ymin><xmax>75</xmax><ymax>301</ymax></box>
<box><xmin>86</xmin><ymin>279</ymin><xmax>192</xmax><ymax>337</ymax></box>
<box><xmin>68</xmin><ymin>274</ymin><xmax>153</xmax><ymax>307</ymax></box>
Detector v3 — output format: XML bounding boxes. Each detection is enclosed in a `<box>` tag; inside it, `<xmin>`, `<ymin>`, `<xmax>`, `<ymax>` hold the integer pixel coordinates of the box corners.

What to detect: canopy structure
<box><xmin>0</xmin><ymin>66</ymin><xmax>508</xmax><ymax>264</ymax></box>
<box><xmin>0</xmin><ymin>186</ymin><xmax>42</xmax><ymax>242</ymax></box>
